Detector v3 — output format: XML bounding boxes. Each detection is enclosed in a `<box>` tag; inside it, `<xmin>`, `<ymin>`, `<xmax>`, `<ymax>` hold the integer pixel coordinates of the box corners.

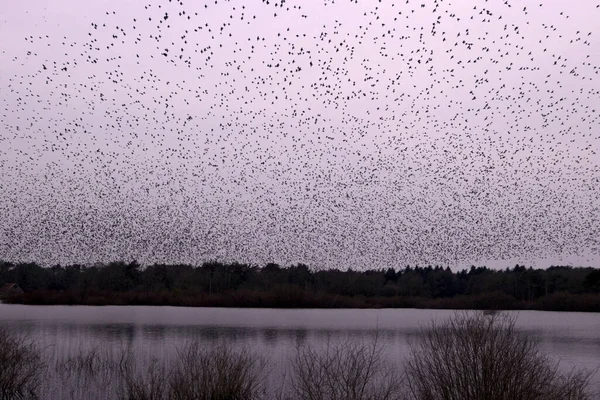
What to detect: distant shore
<box><xmin>2</xmin><ymin>261</ymin><xmax>599</xmax><ymax>312</ymax></box>
<box><xmin>4</xmin><ymin>289</ymin><xmax>600</xmax><ymax>312</ymax></box>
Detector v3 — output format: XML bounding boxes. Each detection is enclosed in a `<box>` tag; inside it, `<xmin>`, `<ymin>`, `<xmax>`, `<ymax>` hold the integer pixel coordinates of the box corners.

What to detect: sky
<box><xmin>0</xmin><ymin>0</ymin><xmax>599</xmax><ymax>270</ymax></box>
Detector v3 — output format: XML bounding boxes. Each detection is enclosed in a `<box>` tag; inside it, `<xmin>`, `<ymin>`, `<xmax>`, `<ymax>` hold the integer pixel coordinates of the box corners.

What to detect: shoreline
<box><xmin>4</xmin><ymin>289</ymin><xmax>600</xmax><ymax>312</ymax></box>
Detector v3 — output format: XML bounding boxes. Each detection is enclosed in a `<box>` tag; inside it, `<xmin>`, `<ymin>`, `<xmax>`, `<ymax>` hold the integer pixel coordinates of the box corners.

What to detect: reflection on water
<box><xmin>2</xmin><ymin>306</ymin><xmax>600</xmax><ymax>361</ymax></box>
<box><xmin>1</xmin><ymin>305</ymin><xmax>599</xmax><ymax>398</ymax></box>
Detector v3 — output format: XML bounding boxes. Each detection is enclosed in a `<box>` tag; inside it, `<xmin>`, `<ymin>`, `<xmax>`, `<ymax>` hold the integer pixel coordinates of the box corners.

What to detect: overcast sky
<box><xmin>0</xmin><ymin>0</ymin><xmax>599</xmax><ymax>270</ymax></box>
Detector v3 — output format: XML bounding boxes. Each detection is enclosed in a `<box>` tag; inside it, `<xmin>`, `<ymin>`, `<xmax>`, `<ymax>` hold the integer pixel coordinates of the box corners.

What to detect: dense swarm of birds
<box><xmin>0</xmin><ymin>0</ymin><xmax>598</xmax><ymax>269</ymax></box>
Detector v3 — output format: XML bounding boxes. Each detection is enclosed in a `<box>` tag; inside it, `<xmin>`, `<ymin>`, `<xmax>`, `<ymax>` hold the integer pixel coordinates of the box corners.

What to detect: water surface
<box><xmin>1</xmin><ymin>305</ymin><xmax>599</xmax><ymax>398</ymax></box>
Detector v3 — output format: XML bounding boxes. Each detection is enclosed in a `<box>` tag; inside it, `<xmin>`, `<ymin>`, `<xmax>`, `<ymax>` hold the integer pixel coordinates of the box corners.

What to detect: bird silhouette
<box><xmin>0</xmin><ymin>0</ymin><xmax>598</xmax><ymax>269</ymax></box>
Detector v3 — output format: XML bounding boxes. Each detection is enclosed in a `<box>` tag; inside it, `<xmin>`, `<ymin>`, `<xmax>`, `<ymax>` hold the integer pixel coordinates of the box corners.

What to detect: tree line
<box><xmin>1</xmin><ymin>260</ymin><xmax>599</xmax><ymax>310</ymax></box>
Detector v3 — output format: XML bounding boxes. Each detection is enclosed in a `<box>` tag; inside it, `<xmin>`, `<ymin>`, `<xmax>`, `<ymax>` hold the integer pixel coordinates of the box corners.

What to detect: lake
<box><xmin>0</xmin><ymin>304</ymin><xmax>599</xmax><ymax>399</ymax></box>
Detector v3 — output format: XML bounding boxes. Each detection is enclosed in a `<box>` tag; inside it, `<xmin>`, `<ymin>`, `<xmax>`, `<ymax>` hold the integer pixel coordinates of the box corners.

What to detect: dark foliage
<box><xmin>1</xmin><ymin>260</ymin><xmax>599</xmax><ymax>311</ymax></box>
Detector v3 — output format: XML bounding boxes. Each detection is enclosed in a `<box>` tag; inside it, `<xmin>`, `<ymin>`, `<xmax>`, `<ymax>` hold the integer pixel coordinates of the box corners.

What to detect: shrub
<box><xmin>405</xmin><ymin>311</ymin><xmax>596</xmax><ymax>400</ymax></box>
<box><xmin>289</xmin><ymin>335</ymin><xmax>405</xmax><ymax>400</ymax></box>
<box><xmin>161</xmin><ymin>341</ymin><xmax>267</xmax><ymax>400</ymax></box>
<box><xmin>55</xmin><ymin>341</ymin><xmax>267</xmax><ymax>400</ymax></box>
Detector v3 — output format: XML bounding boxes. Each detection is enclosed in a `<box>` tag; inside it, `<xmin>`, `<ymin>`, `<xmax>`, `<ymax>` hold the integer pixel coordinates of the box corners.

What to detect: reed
<box><xmin>0</xmin><ymin>328</ymin><xmax>45</xmax><ymax>400</ymax></box>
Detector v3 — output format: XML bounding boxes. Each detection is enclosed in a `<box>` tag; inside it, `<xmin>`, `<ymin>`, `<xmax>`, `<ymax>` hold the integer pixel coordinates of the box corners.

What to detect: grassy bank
<box><xmin>0</xmin><ymin>312</ymin><xmax>596</xmax><ymax>399</ymax></box>
<box><xmin>4</xmin><ymin>288</ymin><xmax>600</xmax><ymax>312</ymax></box>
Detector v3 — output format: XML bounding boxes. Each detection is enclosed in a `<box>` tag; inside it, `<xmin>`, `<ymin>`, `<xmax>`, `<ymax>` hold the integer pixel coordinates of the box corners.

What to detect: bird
<box><xmin>0</xmin><ymin>0</ymin><xmax>598</xmax><ymax>270</ymax></box>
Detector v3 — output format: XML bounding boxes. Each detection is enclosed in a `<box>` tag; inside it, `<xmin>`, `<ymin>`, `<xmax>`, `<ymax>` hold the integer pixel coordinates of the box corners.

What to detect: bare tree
<box><xmin>405</xmin><ymin>311</ymin><xmax>596</xmax><ymax>400</ymax></box>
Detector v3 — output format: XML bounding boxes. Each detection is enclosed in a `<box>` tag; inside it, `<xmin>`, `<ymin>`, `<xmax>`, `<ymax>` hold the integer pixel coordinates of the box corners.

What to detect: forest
<box><xmin>1</xmin><ymin>260</ymin><xmax>600</xmax><ymax>311</ymax></box>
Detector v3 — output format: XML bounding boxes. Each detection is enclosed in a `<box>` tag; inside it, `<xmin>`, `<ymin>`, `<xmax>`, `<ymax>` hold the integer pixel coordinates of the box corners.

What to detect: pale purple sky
<box><xmin>0</xmin><ymin>0</ymin><xmax>599</xmax><ymax>270</ymax></box>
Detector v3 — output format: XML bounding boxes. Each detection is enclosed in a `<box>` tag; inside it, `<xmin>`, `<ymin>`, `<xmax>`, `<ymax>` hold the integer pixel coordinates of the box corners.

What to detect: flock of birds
<box><xmin>0</xmin><ymin>0</ymin><xmax>599</xmax><ymax>269</ymax></box>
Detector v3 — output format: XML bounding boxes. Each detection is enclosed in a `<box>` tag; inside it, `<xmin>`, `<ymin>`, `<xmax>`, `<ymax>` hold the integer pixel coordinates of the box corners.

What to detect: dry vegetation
<box><xmin>63</xmin><ymin>342</ymin><xmax>269</xmax><ymax>400</ymax></box>
<box><xmin>0</xmin><ymin>328</ymin><xmax>45</xmax><ymax>400</ymax></box>
<box><xmin>286</xmin><ymin>335</ymin><xmax>405</xmax><ymax>400</ymax></box>
<box><xmin>404</xmin><ymin>311</ymin><xmax>596</xmax><ymax>400</ymax></box>
<box><xmin>153</xmin><ymin>342</ymin><xmax>267</xmax><ymax>400</ymax></box>
<box><xmin>1</xmin><ymin>312</ymin><xmax>596</xmax><ymax>400</ymax></box>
